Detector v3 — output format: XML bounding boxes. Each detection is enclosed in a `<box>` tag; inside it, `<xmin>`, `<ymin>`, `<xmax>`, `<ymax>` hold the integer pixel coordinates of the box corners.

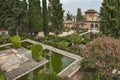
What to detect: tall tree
<box><xmin>29</xmin><ymin>0</ymin><xmax>43</xmax><ymax>35</ymax></box>
<box><xmin>0</xmin><ymin>0</ymin><xmax>27</xmax><ymax>36</ymax></box>
<box><xmin>100</xmin><ymin>0</ymin><xmax>120</xmax><ymax>38</ymax></box>
<box><xmin>19</xmin><ymin>0</ymin><xmax>28</xmax><ymax>35</ymax></box>
<box><xmin>48</xmin><ymin>0</ymin><xmax>64</xmax><ymax>34</ymax></box>
<box><xmin>0</xmin><ymin>0</ymin><xmax>5</xmax><ymax>29</ymax></box>
<box><xmin>76</xmin><ymin>8</ymin><xmax>83</xmax><ymax>22</ymax></box>
<box><xmin>66</xmin><ymin>11</ymin><xmax>72</xmax><ymax>20</ymax></box>
<box><xmin>42</xmin><ymin>0</ymin><xmax>49</xmax><ymax>36</ymax></box>
<box><xmin>20</xmin><ymin>0</ymin><xmax>27</xmax><ymax>10</ymax></box>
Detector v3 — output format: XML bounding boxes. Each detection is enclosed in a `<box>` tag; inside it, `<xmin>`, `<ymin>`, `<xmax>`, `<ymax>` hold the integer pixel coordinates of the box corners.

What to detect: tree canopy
<box><xmin>100</xmin><ymin>0</ymin><xmax>120</xmax><ymax>38</ymax></box>
<box><xmin>66</xmin><ymin>11</ymin><xmax>72</xmax><ymax>20</ymax></box>
<box><xmin>0</xmin><ymin>0</ymin><xmax>27</xmax><ymax>36</ymax></box>
<box><xmin>29</xmin><ymin>0</ymin><xmax>43</xmax><ymax>35</ymax></box>
<box><xmin>48</xmin><ymin>0</ymin><xmax>64</xmax><ymax>34</ymax></box>
<box><xmin>76</xmin><ymin>8</ymin><xmax>83</xmax><ymax>22</ymax></box>
<box><xmin>42</xmin><ymin>0</ymin><xmax>49</xmax><ymax>36</ymax></box>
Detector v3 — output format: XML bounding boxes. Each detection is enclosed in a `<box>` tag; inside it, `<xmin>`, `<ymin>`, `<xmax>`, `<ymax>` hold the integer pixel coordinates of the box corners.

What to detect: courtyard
<box><xmin>0</xmin><ymin>39</ymin><xmax>81</xmax><ymax>80</ymax></box>
<box><xmin>0</xmin><ymin>47</ymin><xmax>48</xmax><ymax>80</ymax></box>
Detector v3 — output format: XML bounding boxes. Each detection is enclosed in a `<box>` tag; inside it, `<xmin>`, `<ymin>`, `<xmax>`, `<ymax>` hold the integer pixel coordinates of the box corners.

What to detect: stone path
<box><xmin>0</xmin><ymin>48</ymin><xmax>48</xmax><ymax>80</ymax></box>
<box><xmin>6</xmin><ymin>57</ymin><xmax>48</xmax><ymax>80</ymax></box>
<box><xmin>58</xmin><ymin>30</ymin><xmax>75</xmax><ymax>37</ymax></box>
<box><xmin>23</xmin><ymin>39</ymin><xmax>83</xmax><ymax>78</ymax></box>
<box><xmin>80</xmin><ymin>30</ymin><xmax>91</xmax><ymax>36</ymax></box>
<box><xmin>38</xmin><ymin>30</ymin><xmax>75</xmax><ymax>37</ymax></box>
<box><xmin>0</xmin><ymin>39</ymin><xmax>83</xmax><ymax>79</ymax></box>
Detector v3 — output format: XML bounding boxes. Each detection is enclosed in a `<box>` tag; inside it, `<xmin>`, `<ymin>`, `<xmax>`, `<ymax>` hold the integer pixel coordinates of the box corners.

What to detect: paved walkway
<box><xmin>0</xmin><ymin>48</ymin><xmax>48</xmax><ymax>80</ymax></box>
<box><xmin>0</xmin><ymin>39</ymin><xmax>83</xmax><ymax>78</ymax></box>
<box><xmin>58</xmin><ymin>30</ymin><xmax>75</xmax><ymax>37</ymax></box>
<box><xmin>80</xmin><ymin>30</ymin><xmax>91</xmax><ymax>36</ymax></box>
<box><xmin>38</xmin><ymin>30</ymin><xmax>75</xmax><ymax>37</ymax></box>
<box><xmin>23</xmin><ymin>39</ymin><xmax>83</xmax><ymax>78</ymax></box>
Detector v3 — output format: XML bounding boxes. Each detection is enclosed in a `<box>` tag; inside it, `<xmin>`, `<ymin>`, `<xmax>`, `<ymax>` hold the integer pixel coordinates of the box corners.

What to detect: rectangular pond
<box><xmin>17</xmin><ymin>51</ymin><xmax>75</xmax><ymax>80</ymax></box>
<box><xmin>0</xmin><ymin>41</ymin><xmax>76</xmax><ymax>80</ymax></box>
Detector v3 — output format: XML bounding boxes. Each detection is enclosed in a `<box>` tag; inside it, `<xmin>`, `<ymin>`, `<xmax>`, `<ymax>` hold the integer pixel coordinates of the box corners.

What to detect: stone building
<box><xmin>64</xmin><ymin>9</ymin><xmax>100</xmax><ymax>30</ymax></box>
<box><xmin>64</xmin><ymin>20</ymin><xmax>75</xmax><ymax>28</ymax></box>
<box><xmin>82</xmin><ymin>9</ymin><xmax>100</xmax><ymax>30</ymax></box>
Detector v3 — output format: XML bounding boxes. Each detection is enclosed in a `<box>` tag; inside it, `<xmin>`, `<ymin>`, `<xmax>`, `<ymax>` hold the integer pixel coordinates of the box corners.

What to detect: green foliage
<box><xmin>66</xmin><ymin>11</ymin><xmax>72</xmax><ymax>20</ymax></box>
<box><xmin>70</xmin><ymin>33</ymin><xmax>82</xmax><ymax>44</ymax></box>
<box><xmin>33</xmin><ymin>73</ymin><xmax>69</xmax><ymax>80</ymax></box>
<box><xmin>83</xmin><ymin>73</ymin><xmax>105</xmax><ymax>80</ymax></box>
<box><xmin>31</xmin><ymin>44</ymin><xmax>43</xmax><ymax>60</ymax></box>
<box><xmin>0</xmin><ymin>0</ymin><xmax>28</xmax><ymax>36</ymax></box>
<box><xmin>48</xmin><ymin>0</ymin><xmax>64</xmax><ymax>34</ymax></box>
<box><xmin>84</xmin><ymin>73</ymin><xmax>120</xmax><ymax>80</ymax></box>
<box><xmin>21</xmin><ymin>41</ymin><xmax>33</xmax><ymax>50</ymax></box>
<box><xmin>0</xmin><ymin>35</ymin><xmax>11</xmax><ymax>44</ymax></box>
<box><xmin>56</xmin><ymin>41</ymin><xmax>68</xmax><ymax>50</ymax></box>
<box><xmin>76</xmin><ymin>8</ymin><xmax>85</xmax><ymax>23</ymax></box>
<box><xmin>82</xmin><ymin>37</ymin><xmax>120</xmax><ymax>74</ymax></box>
<box><xmin>11</xmin><ymin>36</ymin><xmax>21</xmax><ymax>48</ymax></box>
<box><xmin>29</xmin><ymin>0</ymin><xmax>43</xmax><ymax>34</ymax></box>
<box><xmin>42</xmin><ymin>0</ymin><xmax>49</xmax><ymax>36</ymax></box>
<box><xmin>81</xmin><ymin>58</ymin><xmax>96</xmax><ymax>72</ymax></box>
<box><xmin>100</xmin><ymin>0</ymin><xmax>120</xmax><ymax>38</ymax></box>
<box><xmin>0</xmin><ymin>70</ymin><xmax>5</xmax><ymax>80</ymax></box>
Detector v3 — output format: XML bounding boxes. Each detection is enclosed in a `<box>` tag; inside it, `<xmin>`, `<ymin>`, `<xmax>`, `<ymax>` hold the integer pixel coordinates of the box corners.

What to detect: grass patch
<box><xmin>0</xmin><ymin>45</ymin><xmax>12</xmax><ymax>51</ymax></box>
<box><xmin>0</xmin><ymin>41</ymin><xmax>33</xmax><ymax>51</ymax></box>
<box><xmin>21</xmin><ymin>41</ymin><xmax>33</xmax><ymax>50</ymax></box>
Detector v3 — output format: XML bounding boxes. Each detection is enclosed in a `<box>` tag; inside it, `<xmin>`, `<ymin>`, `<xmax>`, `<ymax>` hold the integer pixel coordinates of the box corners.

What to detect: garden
<box><xmin>79</xmin><ymin>37</ymin><xmax>120</xmax><ymax>80</ymax></box>
<box><xmin>36</xmin><ymin>32</ymin><xmax>91</xmax><ymax>55</ymax></box>
<box><xmin>0</xmin><ymin>36</ymin><xmax>75</xmax><ymax>80</ymax></box>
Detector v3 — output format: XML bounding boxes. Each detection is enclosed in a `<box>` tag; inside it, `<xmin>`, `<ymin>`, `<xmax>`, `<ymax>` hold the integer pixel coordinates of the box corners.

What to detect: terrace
<box><xmin>0</xmin><ymin>48</ymin><xmax>48</xmax><ymax>80</ymax></box>
<box><xmin>0</xmin><ymin>39</ymin><xmax>82</xmax><ymax>80</ymax></box>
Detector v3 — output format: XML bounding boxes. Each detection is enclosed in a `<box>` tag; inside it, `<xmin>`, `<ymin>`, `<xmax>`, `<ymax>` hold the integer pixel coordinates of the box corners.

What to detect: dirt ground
<box><xmin>71</xmin><ymin>70</ymin><xmax>84</xmax><ymax>80</ymax></box>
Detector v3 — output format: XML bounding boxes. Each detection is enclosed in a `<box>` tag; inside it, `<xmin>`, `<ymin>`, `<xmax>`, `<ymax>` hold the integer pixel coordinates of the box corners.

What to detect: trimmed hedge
<box><xmin>0</xmin><ymin>70</ymin><xmax>5</xmax><ymax>80</ymax></box>
<box><xmin>11</xmin><ymin>36</ymin><xmax>21</xmax><ymax>48</ymax></box>
<box><xmin>31</xmin><ymin>44</ymin><xmax>43</xmax><ymax>60</ymax></box>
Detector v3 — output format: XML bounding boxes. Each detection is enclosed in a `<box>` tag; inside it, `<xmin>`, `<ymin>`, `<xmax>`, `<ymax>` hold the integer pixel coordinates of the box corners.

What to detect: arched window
<box><xmin>95</xmin><ymin>24</ymin><xmax>98</xmax><ymax>28</ymax></box>
<box><xmin>90</xmin><ymin>24</ymin><xmax>94</xmax><ymax>30</ymax></box>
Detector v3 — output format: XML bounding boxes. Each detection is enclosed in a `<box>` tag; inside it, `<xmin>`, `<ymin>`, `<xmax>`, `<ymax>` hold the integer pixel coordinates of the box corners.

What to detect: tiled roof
<box><xmin>85</xmin><ymin>9</ymin><xmax>98</xmax><ymax>13</ymax></box>
<box><xmin>64</xmin><ymin>20</ymin><xmax>74</xmax><ymax>23</ymax></box>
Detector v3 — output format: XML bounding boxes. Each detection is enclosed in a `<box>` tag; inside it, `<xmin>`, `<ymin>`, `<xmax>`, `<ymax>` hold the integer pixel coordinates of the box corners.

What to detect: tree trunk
<box><xmin>16</xmin><ymin>26</ymin><xmax>19</xmax><ymax>36</ymax></box>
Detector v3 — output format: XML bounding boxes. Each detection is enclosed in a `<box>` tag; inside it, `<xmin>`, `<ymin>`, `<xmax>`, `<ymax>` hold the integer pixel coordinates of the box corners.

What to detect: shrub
<box><xmin>81</xmin><ymin>58</ymin><xmax>96</xmax><ymax>72</ymax></box>
<box><xmin>56</xmin><ymin>41</ymin><xmax>68</xmax><ymax>50</ymax></box>
<box><xmin>81</xmin><ymin>39</ymin><xmax>89</xmax><ymax>44</ymax></box>
<box><xmin>83</xmin><ymin>73</ymin><xmax>120</xmax><ymax>80</ymax></box>
<box><xmin>83</xmin><ymin>73</ymin><xmax>106</xmax><ymax>80</ymax></box>
<box><xmin>33</xmin><ymin>73</ymin><xmax>69</xmax><ymax>80</ymax></box>
<box><xmin>11</xmin><ymin>36</ymin><xmax>21</xmax><ymax>48</ymax></box>
<box><xmin>70</xmin><ymin>33</ymin><xmax>82</xmax><ymax>45</ymax></box>
<box><xmin>0</xmin><ymin>70</ymin><xmax>5</xmax><ymax>80</ymax></box>
<box><xmin>31</xmin><ymin>44</ymin><xmax>43</xmax><ymax>61</ymax></box>
<box><xmin>0</xmin><ymin>35</ymin><xmax>11</xmax><ymax>44</ymax></box>
<box><xmin>82</xmin><ymin>37</ymin><xmax>120</xmax><ymax>73</ymax></box>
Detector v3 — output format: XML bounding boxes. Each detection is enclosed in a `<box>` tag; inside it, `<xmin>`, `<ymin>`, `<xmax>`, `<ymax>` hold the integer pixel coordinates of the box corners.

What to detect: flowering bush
<box><xmin>82</xmin><ymin>37</ymin><xmax>120</xmax><ymax>74</ymax></box>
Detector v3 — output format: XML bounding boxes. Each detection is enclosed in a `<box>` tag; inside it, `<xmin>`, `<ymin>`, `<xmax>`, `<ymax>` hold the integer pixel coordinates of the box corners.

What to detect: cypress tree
<box><xmin>0</xmin><ymin>0</ymin><xmax>27</xmax><ymax>36</ymax></box>
<box><xmin>48</xmin><ymin>0</ymin><xmax>64</xmax><ymax>34</ymax></box>
<box><xmin>76</xmin><ymin>8</ymin><xmax>83</xmax><ymax>22</ymax></box>
<box><xmin>42</xmin><ymin>0</ymin><xmax>49</xmax><ymax>36</ymax></box>
<box><xmin>100</xmin><ymin>0</ymin><xmax>120</xmax><ymax>38</ymax></box>
<box><xmin>66</xmin><ymin>11</ymin><xmax>72</xmax><ymax>20</ymax></box>
<box><xmin>29</xmin><ymin>0</ymin><xmax>43</xmax><ymax>35</ymax></box>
